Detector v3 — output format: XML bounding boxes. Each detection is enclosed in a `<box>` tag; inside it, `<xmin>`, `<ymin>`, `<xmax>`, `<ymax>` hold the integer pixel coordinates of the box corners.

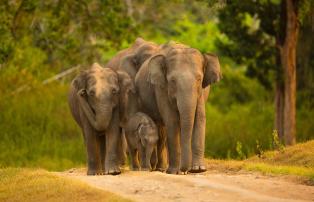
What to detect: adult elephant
<box><xmin>68</xmin><ymin>63</ymin><xmax>133</xmax><ymax>175</ymax></box>
<box><xmin>135</xmin><ymin>42</ymin><xmax>222</xmax><ymax>174</ymax></box>
<box><xmin>105</xmin><ymin>38</ymin><xmax>167</xmax><ymax>170</ymax></box>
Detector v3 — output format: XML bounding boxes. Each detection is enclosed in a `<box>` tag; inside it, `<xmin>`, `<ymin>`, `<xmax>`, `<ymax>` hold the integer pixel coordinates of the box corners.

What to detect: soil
<box><xmin>58</xmin><ymin>168</ymin><xmax>314</xmax><ymax>202</ymax></box>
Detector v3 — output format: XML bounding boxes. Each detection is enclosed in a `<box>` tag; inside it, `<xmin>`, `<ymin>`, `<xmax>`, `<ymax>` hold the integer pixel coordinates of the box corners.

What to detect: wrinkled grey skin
<box><xmin>106</xmin><ymin>38</ymin><xmax>159</xmax><ymax>80</ymax></box>
<box><xmin>68</xmin><ymin>63</ymin><xmax>132</xmax><ymax>175</ymax></box>
<box><xmin>124</xmin><ymin>112</ymin><xmax>159</xmax><ymax>171</ymax></box>
<box><xmin>135</xmin><ymin>42</ymin><xmax>222</xmax><ymax>174</ymax></box>
<box><xmin>105</xmin><ymin>38</ymin><xmax>167</xmax><ymax>171</ymax></box>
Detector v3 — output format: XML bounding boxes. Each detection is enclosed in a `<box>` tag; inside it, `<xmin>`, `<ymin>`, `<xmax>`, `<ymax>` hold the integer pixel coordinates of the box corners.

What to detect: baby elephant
<box><xmin>125</xmin><ymin>112</ymin><xmax>158</xmax><ymax>171</ymax></box>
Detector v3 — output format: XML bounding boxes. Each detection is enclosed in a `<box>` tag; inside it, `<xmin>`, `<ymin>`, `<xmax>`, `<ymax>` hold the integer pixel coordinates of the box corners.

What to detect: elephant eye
<box><xmin>112</xmin><ymin>88</ymin><xmax>119</xmax><ymax>94</ymax></box>
<box><xmin>89</xmin><ymin>90</ymin><xmax>95</xmax><ymax>96</ymax></box>
<box><xmin>196</xmin><ymin>75</ymin><xmax>202</xmax><ymax>83</ymax></box>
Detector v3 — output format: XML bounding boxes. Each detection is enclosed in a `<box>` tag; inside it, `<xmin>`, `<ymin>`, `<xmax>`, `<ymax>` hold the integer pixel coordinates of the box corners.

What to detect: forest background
<box><xmin>0</xmin><ymin>0</ymin><xmax>313</xmax><ymax>170</ymax></box>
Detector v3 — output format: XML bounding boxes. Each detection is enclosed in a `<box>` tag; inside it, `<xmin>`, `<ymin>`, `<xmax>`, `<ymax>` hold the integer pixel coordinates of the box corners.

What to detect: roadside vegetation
<box><xmin>206</xmin><ymin>140</ymin><xmax>314</xmax><ymax>184</ymax></box>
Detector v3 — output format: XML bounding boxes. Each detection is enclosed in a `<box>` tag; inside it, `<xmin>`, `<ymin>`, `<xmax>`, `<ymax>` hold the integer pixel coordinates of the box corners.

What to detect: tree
<box><xmin>0</xmin><ymin>0</ymin><xmax>136</xmax><ymax>69</ymax></box>
<box><xmin>213</xmin><ymin>0</ymin><xmax>313</xmax><ymax>145</ymax></box>
<box><xmin>280</xmin><ymin>0</ymin><xmax>299</xmax><ymax>145</ymax></box>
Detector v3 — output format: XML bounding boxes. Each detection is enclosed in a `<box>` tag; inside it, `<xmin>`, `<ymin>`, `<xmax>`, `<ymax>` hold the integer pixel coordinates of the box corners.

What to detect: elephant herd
<box><xmin>68</xmin><ymin>38</ymin><xmax>222</xmax><ymax>175</ymax></box>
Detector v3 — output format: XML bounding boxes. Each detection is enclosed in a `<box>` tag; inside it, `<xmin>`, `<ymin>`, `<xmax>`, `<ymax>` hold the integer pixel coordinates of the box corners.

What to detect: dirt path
<box><xmin>59</xmin><ymin>169</ymin><xmax>314</xmax><ymax>202</ymax></box>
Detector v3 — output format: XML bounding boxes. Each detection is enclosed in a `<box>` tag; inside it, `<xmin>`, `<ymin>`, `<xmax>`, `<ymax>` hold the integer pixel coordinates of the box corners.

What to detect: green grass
<box><xmin>0</xmin><ymin>168</ymin><xmax>131</xmax><ymax>202</ymax></box>
<box><xmin>244</xmin><ymin>163</ymin><xmax>314</xmax><ymax>180</ymax></box>
<box><xmin>0</xmin><ymin>83</ymin><xmax>86</xmax><ymax>171</ymax></box>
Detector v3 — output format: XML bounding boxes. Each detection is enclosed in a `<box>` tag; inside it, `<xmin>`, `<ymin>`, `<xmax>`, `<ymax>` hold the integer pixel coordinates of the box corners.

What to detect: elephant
<box><xmin>106</xmin><ymin>37</ymin><xmax>159</xmax><ymax>80</ymax></box>
<box><xmin>124</xmin><ymin>112</ymin><xmax>159</xmax><ymax>171</ymax></box>
<box><xmin>135</xmin><ymin>42</ymin><xmax>222</xmax><ymax>174</ymax></box>
<box><xmin>68</xmin><ymin>63</ymin><xmax>134</xmax><ymax>175</ymax></box>
<box><xmin>105</xmin><ymin>38</ymin><xmax>167</xmax><ymax>171</ymax></box>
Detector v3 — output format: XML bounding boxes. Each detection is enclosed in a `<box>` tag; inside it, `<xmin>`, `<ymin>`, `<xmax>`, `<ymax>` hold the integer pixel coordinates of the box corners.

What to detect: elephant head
<box><xmin>73</xmin><ymin>63</ymin><xmax>131</xmax><ymax>132</ymax></box>
<box><xmin>119</xmin><ymin>40</ymin><xmax>159</xmax><ymax>79</ymax></box>
<box><xmin>138</xmin><ymin>120</ymin><xmax>159</xmax><ymax>148</ymax></box>
<box><xmin>148</xmin><ymin>43</ymin><xmax>221</xmax><ymax>170</ymax></box>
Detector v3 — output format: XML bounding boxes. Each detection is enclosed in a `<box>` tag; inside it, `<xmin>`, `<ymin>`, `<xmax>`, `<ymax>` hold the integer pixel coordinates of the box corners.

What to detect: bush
<box><xmin>205</xmin><ymin>101</ymin><xmax>274</xmax><ymax>159</ymax></box>
<box><xmin>0</xmin><ymin>83</ymin><xmax>85</xmax><ymax>171</ymax></box>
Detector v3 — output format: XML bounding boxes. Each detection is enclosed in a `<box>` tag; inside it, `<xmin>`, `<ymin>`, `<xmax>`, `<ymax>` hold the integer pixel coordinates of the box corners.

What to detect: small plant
<box><xmin>255</xmin><ymin>140</ymin><xmax>264</xmax><ymax>158</ymax></box>
<box><xmin>236</xmin><ymin>141</ymin><xmax>246</xmax><ymax>160</ymax></box>
<box><xmin>272</xmin><ymin>130</ymin><xmax>285</xmax><ymax>152</ymax></box>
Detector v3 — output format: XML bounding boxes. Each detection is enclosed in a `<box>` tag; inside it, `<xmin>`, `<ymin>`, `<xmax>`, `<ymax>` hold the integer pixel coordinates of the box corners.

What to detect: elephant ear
<box><xmin>148</xmin><ymin>54</ymin><xmax>166</xmax><ymax>88</ymax></box>
<box><xmin>72</xmin><ymin>70</ymin><xmax>88</xmax><ymax>91</ymax></box>
<box><xmin>119</xmin><ymin>54</ymin><xmax>138</xmax><ymax>79</ymax></box>
<box><xmin>203</xmin><ymin>53</ymin><xmax>222</xmax><ymax>88</ymax></box>
<box><xmin>117</xmin><ymin>70</ymin><xmax>136</xmax><ymax>94</ymax></box>
<box><xmin>137</xmin><ymin>123</ymin><xmax>146</xmax><ymax>146</ymax></box>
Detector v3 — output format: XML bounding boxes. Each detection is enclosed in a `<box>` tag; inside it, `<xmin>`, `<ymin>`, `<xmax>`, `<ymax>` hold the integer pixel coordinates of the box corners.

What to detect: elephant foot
<box><xmin>87</xmin><ymin>169</ymin><xmax>102</xmax><ymax>176</ymax></box>
<box><xmin>131</xmin><ymin>167</ymin><xmax>140</xmax><ymax>171</ymax></box>
<box><xmin>180</xmin><ymin>165</ymin><xmax>191</xmax><ymax>173</ymax></box>
<box><xmin>155</xmin><ymin>167</ymin><xmax>166</xmax><ymax>172</ymax></box>
<box><xmin>189</xmin><ymin>165</ymin><xmax>207</xmax><ymax>173</ymax></box>
<box><xmin>166</xmin><ymin>167</ymin><xmax>181</xmax><ymax>175</ymax></box>
<box><xmin>105</xmin><ymin>165</ymin><xmax>121</xmax><ymax>175</ymax></box>
<box><xmin>141</xmin><ymin>167</ymin><xmax>152</xmax><ymax>171</ymax></box>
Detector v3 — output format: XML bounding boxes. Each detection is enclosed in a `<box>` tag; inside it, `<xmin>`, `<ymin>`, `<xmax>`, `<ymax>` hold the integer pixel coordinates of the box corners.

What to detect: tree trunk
<box><xmin>280</xmin><ymin>0</ymin><xmax>299</xmax><ymax>145</ymax></box>
<box><xmin>275</xmin><ymin>80</ymin><xmax>284</xmax><ymax>140</ymax></box>
<box><xmin>124</xmin><ymin>0</ymin><xmax>134</xmax><ymax>18</ymax></box>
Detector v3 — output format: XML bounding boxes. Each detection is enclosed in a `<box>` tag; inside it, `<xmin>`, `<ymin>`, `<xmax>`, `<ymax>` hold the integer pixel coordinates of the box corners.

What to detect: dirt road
<box><xmin>59</xmin><ymin>169</ymin><xmax>314</xmax><ymax>202</ymax></box>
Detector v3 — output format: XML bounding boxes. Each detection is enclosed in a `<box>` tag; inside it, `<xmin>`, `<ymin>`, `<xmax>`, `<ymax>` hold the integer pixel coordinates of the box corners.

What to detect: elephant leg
<box><xmin>139</xmin><ymin>146</ymin><xmax>151</xmax><ymax>171</ymax></box>
<box><xmin>99</xmin><ymin>135</ymin><xmax>106</xmax><ymax>174</ymax></box>
<box><xmin>84</xmin><ymin>125</ymin><xmax>102</xmax><ymax>175</ymax></box>
<box><xmin>166</xmin><ymin>120</ymin><xmax>181</xmax><ymax>174</ymax></box>
<box><xmin>150</xmin><ymin>147</ymin><xmax>157</xmax><ymax>171</ymax></box>
<box><xmin>129</xmin><ymin>147</ymin><xmax>140</xmax><ymax>171</ymax></box>
<box><xmin>154</xmin><ymin>89</ymin><xmax>180</xmax><ymax>174</ymax></box>
<box><xmin>125</xmin><ymin>131</ymin><xmax>140</xmax><ymax>171</ymax></box>
<box><xmin>117</xmin><ymin>128</ymin><xmax>127</xmax><ymax>167</ymax></box>
<box><xmin>139</xmin><ymin>145</ymin><xmax>146</xmax><ymax>170</ymax></box>
<box><xmin>156</xmin><ymin>126</ymin><xmax>167</xmax><ymax>171</ymax></box>
<box><xmin>104</xmin><ymin>109</ymin><xmax>121</xmax><ymax>175</ymax></box>
<box><xmin>191</xmin><ymin>93</ymin><xmax>207</xmax><ymax>173</ymax></box>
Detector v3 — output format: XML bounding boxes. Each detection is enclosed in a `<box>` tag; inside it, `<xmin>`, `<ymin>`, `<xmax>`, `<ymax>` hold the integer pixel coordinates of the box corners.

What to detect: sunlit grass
<box><xmin>249</xmin><ymin>140</ymin><xmax>314</xmax><ymax>168</ymax></box>
<box><xmin>206</xmin><ymin>140</ymin><xmax>314</xmax><ymax>184</ymax></box>
<box><xmin>0</xmin><ymin>168</ymin><xmax>131</xmax><ymax>202</ymax></box>
<box><xmin>243</xmin><ymin>163</ymin><xmax>314</xmax><ymax>180</ymax></box>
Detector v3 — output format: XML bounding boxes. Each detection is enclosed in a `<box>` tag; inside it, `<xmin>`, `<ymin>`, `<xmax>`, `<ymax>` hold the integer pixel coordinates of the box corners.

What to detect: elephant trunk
<box><xmin>79</xmin><ymin>95</ymin><xmax>113</xmax><ymax>132</ymax></box>
<box><xmin>177</xmin><ymin>91</ymin><xmax>197</xmax><ymax>172</ymax></box>
<box><xmin>144</xmin><ymin>145</ymin><xmax>155</xmax><ymax>170</ymax></box>
<box><xmin>93</xmin><ymin>105</ymin><xmax>113</xmax><ymax>131</ymax></box>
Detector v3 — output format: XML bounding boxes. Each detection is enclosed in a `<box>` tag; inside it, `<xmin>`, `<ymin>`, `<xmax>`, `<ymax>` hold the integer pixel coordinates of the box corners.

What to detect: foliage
<box><xmin>272</xmin><ymin>130</ymin><xmax>285</xmax><ymax>151</ymax></box>
<box><xmin>0</xmin><ymin>0</ymin><xmax>136</xmax><ymax>69</ymax></box>
<box><xmin>236</xmin><ymin>141</ymin><xmax>245</xmax><ymax>160</ymax></box>
<box><xmin>0</xmin><ymin>83</ymin><xmax>85</xmax><ymax>170</ymax></box>
<box><xmin>214</xmin><ymin>0</ymin><xmax>279</xmax><ymax>89</ymax></box>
